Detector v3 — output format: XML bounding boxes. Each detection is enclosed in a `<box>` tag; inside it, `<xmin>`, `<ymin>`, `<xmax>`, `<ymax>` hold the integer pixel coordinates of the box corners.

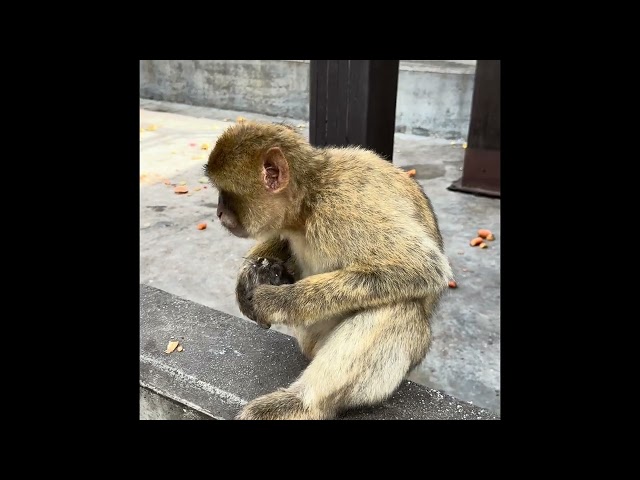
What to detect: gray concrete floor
<box><xmin>139</xmin><ymin>99</ymin><xmax>501</xmax><ymax>414</ymax></box>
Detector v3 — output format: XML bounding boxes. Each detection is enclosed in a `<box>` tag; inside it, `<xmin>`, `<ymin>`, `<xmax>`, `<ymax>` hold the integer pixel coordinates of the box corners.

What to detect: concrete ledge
<box><xmin>139</xmin><ymin>284</ymin><xmax>499</xmax><ymax>420</ymax></box>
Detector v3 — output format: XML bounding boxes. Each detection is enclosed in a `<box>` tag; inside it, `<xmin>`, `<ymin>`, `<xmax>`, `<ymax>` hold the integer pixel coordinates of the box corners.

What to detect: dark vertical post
<box><xmin>309</xmin><ymin>60</ymin><xmax>399</xmax><ymax>162</ymax></box>
<box><xmin>449</xmin><ymin>60</ymin><xmax>501</xmax><ymax>197</ymax></box>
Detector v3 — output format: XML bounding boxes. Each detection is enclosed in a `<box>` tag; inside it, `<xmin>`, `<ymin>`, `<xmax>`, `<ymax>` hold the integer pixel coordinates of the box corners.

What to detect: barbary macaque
<box><xmin>206</xmin><ymin>122</ymin><xmax>452</xmax><ymax>420</ymax></box>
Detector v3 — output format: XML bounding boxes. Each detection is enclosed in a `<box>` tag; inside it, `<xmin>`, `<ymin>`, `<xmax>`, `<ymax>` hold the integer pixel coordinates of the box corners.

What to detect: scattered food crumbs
<box><xmin>147</xmin><ymin>125</ymin><xmax>158</xmax><ymax>131</ymax></box>
<box><xmin>198</xmin><ymin>177</ymin><xmax>209</xmax><ymax>184</ymax></box>
<box><xmin>194</xmin><ymin>186</ymin><xmax>202</xmax><ymax>191</ymax></box>
<box><xmin>236</xmin><ymin>116</ymin><xmax>246</xmax><ymax>123</ymax></box>
<box><xmin>477</xmin><ymin>229</ymin><xmax>492</xmax><ymax>238</ymax></box>
<box><xmin>200</xmin><ymin>143</ymin><xmax>209</xmax><ymax>150</ymax></box>
<box><xmin>177</xmin><ymin>345</ymin><xmax>184</xmax><ymax>352</ymax></box>
<box><xmin>197</xmin><ymin>222</ymin><xmax>207</xmax><ymax>230</ymax></box>
<box><xmin>162</xmin><ymin>179</ymin><xmax>171</xmax><ymax>185</ymax></box>
<box><xmin>448</xmin><ymin>280</ymin><xmax>457</xmax><ymax>288</ymax></box>
<box><xmin>462</xmin><ymin>142</ymin><xmax>468</xmax><ymax>149</ymax></box>
<box><xmin>406</xmin><ymin>169</ymin><xmax>417</xmax><ymax>177</ymax></box>
<box><xmin>486</xmin><ymin>233</ymin><xmax>495</xmax><ymax>241</ymax></box>
<box><xmin>174</xmin><ymin>186</ymin><xmax>188</xmax><ymax>194</ymax></box>
<box><xmin>143</xmin><ymin>222</ymin><xmax>151</xmax><ymax>228</ymax></box>
<box><xmin>165</xmin><ymin>341</ymin><xmax>179</xmax><ymax>354</ymax></box>
<box><xmin>189</xmin><ymin>142</ymin><xmax>196</xmax><ymax>147</ymax></box>
<box><xmin>479</xmin><ymin>242</ymin><xmax>488</xmax><ymax>249</ymax></box>
<box><xmin>470</xmin><ymin>237</ymin><xmax>483</xmax><ymax>247</ymax></box>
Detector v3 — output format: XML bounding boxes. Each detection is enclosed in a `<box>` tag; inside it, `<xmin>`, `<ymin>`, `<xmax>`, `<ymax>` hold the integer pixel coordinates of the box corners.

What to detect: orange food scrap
<box><xmin>406</xmin><ymin>169</ymin><xmax>417</xmax><ymax>177</ymax></box>
<box><xmin>470</xmin><ymin>237</ymin><xmax>483</xmax><ymax>246</ymax></box>
<box><xmin>200</xmin><ymin>143</ymin><xmax>209</xmax><ymax>150</ymax></box>
<box><xmin>478</xmin><ymin>229</ymin><xmax>492</xmax><ymax>239</ymax></box>
<box><xmin>479</xmin><ymin>242</ymin><xmax>488</xmax><ymax>249</ymax></box>
<box><xmin>486</xmin><ymin>233</ymin><xmax>495</xmax><ymax>241</ymax></box>
<box><xmin>177</xmin><ymin>345</ymin><xmax>184</xmax><ymax>352</ymax></box>
<box><xmin>448</xmin><ymin>280</ymin><xmax>457</xmax><ymax>288</ymax></box>
<box><xmin>165</xmin><ymin>341</ymin><xmax>179</xmax><ymax>354</ymax></box>
<box><xmin>196</xmin><ymin>222</ymin><xmax>207</xmax><ymax>230</ymax></box>
<box><xmin>174</xmin><ymin>186</ymin><xmax>189</xmax><ymax>194</ymax></box>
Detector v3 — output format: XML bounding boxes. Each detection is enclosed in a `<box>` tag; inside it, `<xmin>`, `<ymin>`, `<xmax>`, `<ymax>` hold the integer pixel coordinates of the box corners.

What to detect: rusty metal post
<box><xmin>449</xmin><ymin>60</ymin><xmax>501</xmax><ymax>197</ymax></box>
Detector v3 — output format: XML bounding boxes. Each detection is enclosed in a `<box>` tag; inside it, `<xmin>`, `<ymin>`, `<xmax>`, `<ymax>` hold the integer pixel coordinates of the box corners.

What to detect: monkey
<box><xmin>205</xmin><ymin>121</ymin><xmax>453</xmax><ymax>420</ymax></box>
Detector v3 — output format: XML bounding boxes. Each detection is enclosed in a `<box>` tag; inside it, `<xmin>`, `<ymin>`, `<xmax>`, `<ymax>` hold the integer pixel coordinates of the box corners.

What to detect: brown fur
<box><xmin>206</xmin><ymin>122</ymin><xmax>453</xmax><ymax>420</ymax></box>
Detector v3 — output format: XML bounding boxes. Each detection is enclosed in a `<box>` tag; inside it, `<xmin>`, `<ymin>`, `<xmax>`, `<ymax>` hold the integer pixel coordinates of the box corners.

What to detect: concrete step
<box><xmin>139</xmin><ymin>60</ymin><xmax>476</xmax><ymax>140</ymax></box>
<box><xmin>140</xmin><ymin>284</ymin><xmax>499</xmax><ymax>420</ymax></box>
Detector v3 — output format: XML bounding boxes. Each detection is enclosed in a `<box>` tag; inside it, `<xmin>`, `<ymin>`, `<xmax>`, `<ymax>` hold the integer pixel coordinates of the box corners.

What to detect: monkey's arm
<box><xmin>245</xmin><ymin>237</ymin><xmax>291</xmax><ymax>262</ymax></box>
<box><xmin>251</xmin><ymin>262</ymin><xmax>449</xmax><ymax>327</ymax></box>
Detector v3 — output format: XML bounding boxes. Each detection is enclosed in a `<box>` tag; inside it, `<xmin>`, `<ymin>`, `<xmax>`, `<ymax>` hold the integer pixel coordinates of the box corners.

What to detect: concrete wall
<box><xmin>394</xmin><ymin>62</ymin><xmax>476</xmax><ymax>138</ymax></box>
<box><xmin>139</xmin><ymin>60</ymin><xmax>310</xmax><ymax>120</ymax></box>
<box><xmin>139</xmin><ymin>60</ymin><xmax>475</xmax><ymax>139</ymax></box>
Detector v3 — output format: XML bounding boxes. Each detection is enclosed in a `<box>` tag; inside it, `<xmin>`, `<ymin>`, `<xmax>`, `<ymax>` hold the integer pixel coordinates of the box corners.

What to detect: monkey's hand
<box><xmin>236</xmin><ymin>257</ymin><xmax>295</xmax><ymax>329</ymax></box>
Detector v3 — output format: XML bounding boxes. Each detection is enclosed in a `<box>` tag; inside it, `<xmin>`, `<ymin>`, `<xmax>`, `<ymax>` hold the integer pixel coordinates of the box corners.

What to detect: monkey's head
<box><xmin>205</xmin><ymin>122</ymin><xmax>311</xmax><ymax>239</ymax></box>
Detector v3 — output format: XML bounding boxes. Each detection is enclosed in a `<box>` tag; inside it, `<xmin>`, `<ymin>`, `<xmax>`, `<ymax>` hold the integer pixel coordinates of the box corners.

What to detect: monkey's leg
<box><xmin>293</xmin><ymin>317</ymin><xmax>343</xmax><ymax>360</ymax></box>
<box><xmin>236</xmin><ymin>300</ymin><xmax>432</xmax><ymax>420</ymax></box>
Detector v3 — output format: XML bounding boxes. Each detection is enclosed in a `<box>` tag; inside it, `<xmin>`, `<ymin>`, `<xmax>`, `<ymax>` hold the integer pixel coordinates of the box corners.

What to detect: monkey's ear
<box><xmin>262</xmin><ymin>147</ymin><xmax>290</xmax><ymax>193</ymax></box>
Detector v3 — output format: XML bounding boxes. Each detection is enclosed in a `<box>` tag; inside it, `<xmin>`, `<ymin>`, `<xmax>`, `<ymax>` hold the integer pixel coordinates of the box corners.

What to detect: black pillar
<box><xmin>309</xmin><ymin>60</ymin><xmax>399</xmax><ymax>162</ymax></box>
<box><xmin>449</xmin><ymin>60</ymin><xmax>501</xmax><ymax>197</ymax></box>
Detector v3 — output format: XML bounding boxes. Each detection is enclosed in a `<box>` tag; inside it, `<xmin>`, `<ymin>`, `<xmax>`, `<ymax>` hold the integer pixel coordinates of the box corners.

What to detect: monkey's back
<box><xmin>303</xmin><ymin>147</ymin><xmax>446</xmax><ymax>268</ymax></box>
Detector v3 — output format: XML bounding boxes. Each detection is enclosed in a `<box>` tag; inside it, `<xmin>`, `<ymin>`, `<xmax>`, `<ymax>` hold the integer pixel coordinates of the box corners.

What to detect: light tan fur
<box><xmin>206</xmin><ymin>122</ymin><xmax>452</xmax><ymax>420</ymax></box>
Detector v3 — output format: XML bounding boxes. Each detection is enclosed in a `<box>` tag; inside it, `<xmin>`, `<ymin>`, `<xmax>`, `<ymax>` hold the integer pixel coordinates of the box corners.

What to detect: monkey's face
<box><xmin>205</xmin><ymin>124</ymin><xmax>293</xmax><ymax>239</ymax></box>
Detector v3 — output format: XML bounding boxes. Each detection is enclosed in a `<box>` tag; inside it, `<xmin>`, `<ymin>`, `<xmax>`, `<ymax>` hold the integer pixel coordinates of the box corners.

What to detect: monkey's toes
<box><xmin>252</xmin><ymin>258</ymin><xmax>294</xmax><ymax>286</ymax></box>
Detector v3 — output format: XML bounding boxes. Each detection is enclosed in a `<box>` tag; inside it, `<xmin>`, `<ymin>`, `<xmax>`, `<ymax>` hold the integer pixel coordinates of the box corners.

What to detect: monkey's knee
<box><xmin>236</xmin><ymin>390</ymin><xmax>323</xmax><ymax>420</ymax></box>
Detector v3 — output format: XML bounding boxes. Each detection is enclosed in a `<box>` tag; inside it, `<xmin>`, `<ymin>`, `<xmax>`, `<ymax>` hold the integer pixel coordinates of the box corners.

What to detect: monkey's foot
<box><xmin>249</xmin><ymin>257</ymin><xmax>295</xmax><ymax>286</ymax></box>
<box><xmin>236</xmin><ymin>390</ymin><xmax>325</xmax><ymax>420</ymax></box>
<box><xmin>237</xmin><ymin>257</ymin><xmax>294</xmax><ymax>329</ymax></box>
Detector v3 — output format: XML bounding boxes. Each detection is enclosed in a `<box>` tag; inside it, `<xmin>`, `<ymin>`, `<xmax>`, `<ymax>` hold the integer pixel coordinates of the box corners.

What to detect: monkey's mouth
<box><xmin>223</xmin><ymin>224</ymin><xmax>250</xmax><ymax>239</ymax></box>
